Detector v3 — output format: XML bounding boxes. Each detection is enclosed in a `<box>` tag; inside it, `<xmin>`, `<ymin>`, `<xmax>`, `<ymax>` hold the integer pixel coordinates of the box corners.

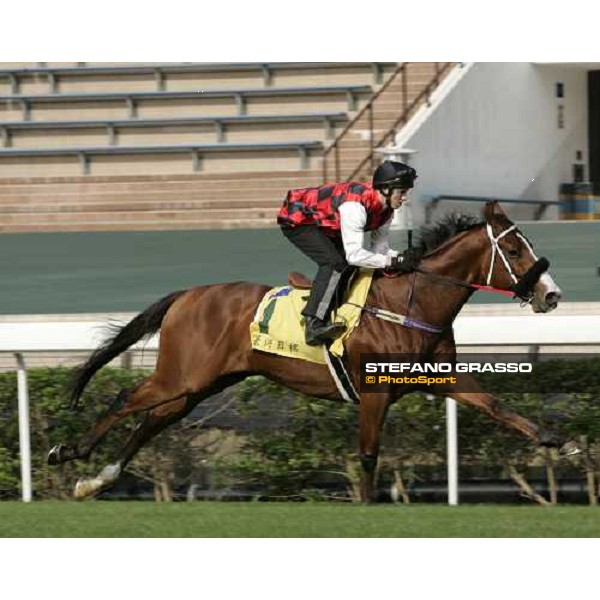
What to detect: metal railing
<box><xmin>322</xmin><ymin>62</ymin><xmax>454</xmax><ymax>183</ymax></box>
<box><xmin>426</xmin><ymin>194</ymin><xmax>562</xmax><ymax>223</ymax></box>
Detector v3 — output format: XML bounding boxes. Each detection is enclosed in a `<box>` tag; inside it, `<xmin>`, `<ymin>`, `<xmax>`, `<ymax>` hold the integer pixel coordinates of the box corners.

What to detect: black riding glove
<box><xmin>388</xmin><ymin>247</ymin><xmax>422</xmax><ymax>273</ymax></box>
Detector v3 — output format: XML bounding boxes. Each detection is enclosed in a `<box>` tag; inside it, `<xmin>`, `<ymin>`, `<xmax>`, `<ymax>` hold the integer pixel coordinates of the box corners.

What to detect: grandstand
<box><xmin>0</xmin><ymin>62</ymin><xmax>448</xmax><ymax>232</ymax></box>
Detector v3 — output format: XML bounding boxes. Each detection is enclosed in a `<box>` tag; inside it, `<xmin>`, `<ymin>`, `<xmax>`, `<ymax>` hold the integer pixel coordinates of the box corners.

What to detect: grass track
<box><xmin>0</xmin><ymin>502</ymin><xmax>599</xmax><ymax>537</ymax></box>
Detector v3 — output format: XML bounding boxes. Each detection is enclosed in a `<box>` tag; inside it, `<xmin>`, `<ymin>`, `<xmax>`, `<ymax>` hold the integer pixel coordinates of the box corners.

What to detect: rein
<box><xmin>413</xmin><ymin>267</ymin><xmax>516</xmax><ymax>299</ymax></box>
<box><xmin>353</xmin><ymin>220</ymin><xmax>550</xmax><ymax>335</ymax></box>
<box><xmin>359</xmin><ymin>304</ymin><xmax>444</xmax><ymax>334</ymax></box>
<box><xmin>414</xmin><ymin>222</ymin><xmax>550</xmax><ymax>303</ymax></box>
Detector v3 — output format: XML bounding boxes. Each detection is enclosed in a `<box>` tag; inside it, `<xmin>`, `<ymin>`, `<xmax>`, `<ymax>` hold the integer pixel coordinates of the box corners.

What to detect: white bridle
<box><xmin>485</xmin><ymin>223</ymin><xmax>539</xmax><ymax>286</ymax></box>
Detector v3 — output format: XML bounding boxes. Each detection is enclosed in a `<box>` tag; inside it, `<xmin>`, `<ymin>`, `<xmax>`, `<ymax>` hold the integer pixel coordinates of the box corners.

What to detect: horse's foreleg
<box><xmin>431</xmin><ymin>373</ymin><xmax>577</xmax><ymax>452</ymax></box>
<box><xmin>358</xmin><ymin>393</ymin><xmax>390</xmax><ymax>503</ymax></box>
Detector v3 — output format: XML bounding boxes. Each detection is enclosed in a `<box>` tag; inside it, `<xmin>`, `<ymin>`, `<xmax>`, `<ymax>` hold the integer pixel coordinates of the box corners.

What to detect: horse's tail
<box><xmin>69</xmin><ymin>290</ymin><xmax>186</xmax><ymax>409</ymax></box>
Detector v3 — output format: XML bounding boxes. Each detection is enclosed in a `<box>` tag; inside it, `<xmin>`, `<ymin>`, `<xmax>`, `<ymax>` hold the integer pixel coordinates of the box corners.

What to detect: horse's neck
<box><xmin>418</xmin><ymin>230</ymin><xmax>488</xmax><ymax>325</ymax></box>
<box><xmin>373</xmin><ymin>230</ymin><xmax>487</xmax><ymax>328</ymax></box>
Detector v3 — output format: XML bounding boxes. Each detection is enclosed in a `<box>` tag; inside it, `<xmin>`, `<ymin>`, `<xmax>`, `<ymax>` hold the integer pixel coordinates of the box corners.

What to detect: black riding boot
<box><xmin>302</xmin><ymin>266</ymin><xmax>349</xmax><ymax>346</ymax></box>
<box><xmin>304</xmin><ymin>316</ymin><xmax>347</xmax><ymax>346</ymax></box>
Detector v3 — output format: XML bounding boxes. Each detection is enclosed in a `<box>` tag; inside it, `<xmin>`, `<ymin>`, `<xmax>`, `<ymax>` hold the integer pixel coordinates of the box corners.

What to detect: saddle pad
<box><xmin>250</xmin><ymin>269</ymin><xmax>374</xmax><ymax>364</ymax></box>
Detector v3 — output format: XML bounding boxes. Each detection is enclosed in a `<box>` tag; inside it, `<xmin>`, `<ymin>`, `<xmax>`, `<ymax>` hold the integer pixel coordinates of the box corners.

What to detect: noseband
<box><xmin>484</xmin><ymin>223</ymin><xmax>550</xmax><ymax>302</ymax></box>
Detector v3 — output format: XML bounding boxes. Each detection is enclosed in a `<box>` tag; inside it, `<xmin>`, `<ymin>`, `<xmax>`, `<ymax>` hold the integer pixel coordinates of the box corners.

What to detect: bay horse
<box><xmin>48</xmin><ymin>201</ymin><xmax>573</xmax><ymax>501</ymax></box>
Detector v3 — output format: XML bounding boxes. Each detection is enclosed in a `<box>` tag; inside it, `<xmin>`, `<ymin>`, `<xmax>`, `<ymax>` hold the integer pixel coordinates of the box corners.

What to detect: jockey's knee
<box><xmin>315</xmin><ymin>260</ymin><xmax>347</xmax><ymax>275</ymax></box>
<box><xmin>333</xmin><ymin>260</ymin><xmax>348</xmax><ymax>273</ymax></box>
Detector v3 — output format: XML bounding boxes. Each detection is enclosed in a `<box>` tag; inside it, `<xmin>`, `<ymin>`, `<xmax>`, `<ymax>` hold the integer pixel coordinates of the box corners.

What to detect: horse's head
<box><xmin>483</xmin><ymin>201</ymin><xmax>561</xmax><ymax>313</ymax></box>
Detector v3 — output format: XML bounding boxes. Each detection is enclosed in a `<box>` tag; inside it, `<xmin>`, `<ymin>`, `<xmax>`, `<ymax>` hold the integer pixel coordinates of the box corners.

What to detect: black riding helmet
<box><xmin>372</xmin><ymin>160</ymin><xmax>417</xmax><ymax>190</ymax></box>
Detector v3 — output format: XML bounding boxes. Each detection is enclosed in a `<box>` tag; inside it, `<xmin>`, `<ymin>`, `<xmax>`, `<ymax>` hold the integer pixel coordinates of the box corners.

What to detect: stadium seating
<box><xmin>0</xmin><ymin>113</ymin><xmax>349</xmax><ymax>146</ymax></box>
<box><xmin>0</xmin><ymin>85</ymin><xmax>373</xmax><ymax>122</ymax></box>
<box><xmin>0</xmin><ymin>62</ymin><xmax>449</xmax><ymax>232</ymax></box>
<box><xmin>0</xmin><ymin>172</ymin><xmax>323</xmax><ymax>231</ymax></box>
<box><xmin>0</xmin><ymin>62</ymin><xmax>391</xmax><ymax>94</ymax></box>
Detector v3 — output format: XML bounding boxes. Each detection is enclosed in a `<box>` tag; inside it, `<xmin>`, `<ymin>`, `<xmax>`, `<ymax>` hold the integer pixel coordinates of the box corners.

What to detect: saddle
<box><xmin>288</xmin><ymin>271</ymin><xmax>313</xmax><ymax>290</ymax></box>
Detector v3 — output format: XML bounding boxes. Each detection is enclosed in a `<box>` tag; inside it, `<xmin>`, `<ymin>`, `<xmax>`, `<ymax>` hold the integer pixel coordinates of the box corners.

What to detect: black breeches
<box><xmin>281</xmin><ymin>225</ymin><xmax>356</xmax><ymax>320</ymax></box>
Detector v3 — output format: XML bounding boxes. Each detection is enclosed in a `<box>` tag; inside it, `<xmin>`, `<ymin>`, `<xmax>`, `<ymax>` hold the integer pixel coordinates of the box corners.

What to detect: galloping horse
<box><xmin>48</xmin><ymin>201</ymin><xmax>573</xmax><ymax>501</ymax></box>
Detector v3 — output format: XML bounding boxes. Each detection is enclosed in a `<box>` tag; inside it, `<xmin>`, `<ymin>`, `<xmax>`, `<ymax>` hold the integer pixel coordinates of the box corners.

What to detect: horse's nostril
<box><xmin>546</xmin><ymin>292</ymin><xmax>561</xmax><ymax>306</ymax></box>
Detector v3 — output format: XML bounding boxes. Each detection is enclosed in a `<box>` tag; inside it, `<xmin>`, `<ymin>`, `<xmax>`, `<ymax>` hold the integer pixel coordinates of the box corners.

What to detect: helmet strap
<box><xmin>380</xmin><ymin>187</ymin><xmax>393</xmax><ymax>205</ymax></box>
<box><xmin>382</xmin><ymin>187</ymin><xmax>404</xmax><ymax>210</ymax></box>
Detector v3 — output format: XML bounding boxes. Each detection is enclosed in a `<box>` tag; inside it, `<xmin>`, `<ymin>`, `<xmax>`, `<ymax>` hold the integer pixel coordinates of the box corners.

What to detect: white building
<box><xmin>393</xmin><ymin>62</ymin><xmax>600</xmax><ymax>225</ymax></box>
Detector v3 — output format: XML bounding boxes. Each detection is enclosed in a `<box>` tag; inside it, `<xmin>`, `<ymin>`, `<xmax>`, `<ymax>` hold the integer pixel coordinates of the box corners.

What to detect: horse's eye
<box><xmin>508</xmin><ymin>249</ymin><xmax>519</xmax><ymax>258</ymax></box>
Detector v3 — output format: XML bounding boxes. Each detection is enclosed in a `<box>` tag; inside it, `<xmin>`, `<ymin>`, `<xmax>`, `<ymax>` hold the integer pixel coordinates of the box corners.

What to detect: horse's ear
<box><xmin>483</xmin><ymin>200</ymin><xmax>507</xmax><ymax>222</ymax></box>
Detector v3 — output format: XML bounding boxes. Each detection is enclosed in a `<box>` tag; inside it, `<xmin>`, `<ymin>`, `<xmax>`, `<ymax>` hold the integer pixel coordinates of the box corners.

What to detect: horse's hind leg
<box><xmin>73</xmin><ymin>394</ymin><xmax>198</xmax><ymax>500</ymax></box>
<box><xmin>72</xmin><ymin>375</ymin><xmax>246</xmax><ymax>499</ymax></box>
<box><xmin>48</xmin><ymin>375</ymin><xmax>178</xmax><ymax>466</ymax></box>
<box><xmin>48</xmin><ymin>387</ymin><xmax>135</xmax><ymax>465</ymax></box>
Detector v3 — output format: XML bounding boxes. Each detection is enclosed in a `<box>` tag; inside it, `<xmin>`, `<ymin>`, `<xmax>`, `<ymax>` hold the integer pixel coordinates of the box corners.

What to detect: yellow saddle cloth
<box><xmin>250</xmin><ymin>269</ymin><xmax>373</xmax><ymax>364</ymax></box>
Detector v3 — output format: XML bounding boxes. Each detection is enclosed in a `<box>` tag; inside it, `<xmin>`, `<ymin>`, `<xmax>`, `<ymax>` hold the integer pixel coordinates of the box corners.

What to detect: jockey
<box><xmin>278</xmin><ymin>160</ymin><xmax>422</xmax><ymax>346</ymax></box>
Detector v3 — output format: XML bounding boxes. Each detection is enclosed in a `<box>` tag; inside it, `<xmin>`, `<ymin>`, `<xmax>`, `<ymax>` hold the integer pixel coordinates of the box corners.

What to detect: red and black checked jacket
<box><xmin>277</xmin><ymin>181</ymin><xmax>392</xmax><ymax>236</ymax></box>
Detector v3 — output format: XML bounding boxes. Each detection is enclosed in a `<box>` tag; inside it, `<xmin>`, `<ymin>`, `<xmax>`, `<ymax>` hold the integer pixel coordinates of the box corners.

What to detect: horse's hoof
<box><xmin>74</xmin><ymin>464</ymin><xmax>121</xmax><ymax>500</ymax></box>
<box><xmin>74</xmin><ymin>477</ymin><xmax>99</xmax><ymax>500</ymax></box>
<box><xmin>559</xmin><ymin>440</ymin><xmax>582</xmax><ymax>457</ymax></box>
<box><xmin>47</xmin><ymin>443</ymin><xmax>76</xmax><ymax>465</ymax></box>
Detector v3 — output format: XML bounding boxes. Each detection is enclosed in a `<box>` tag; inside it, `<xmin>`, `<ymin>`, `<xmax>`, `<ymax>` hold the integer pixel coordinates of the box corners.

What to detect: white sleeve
<box><xmin>370</xmin><ymin>218</ymin><xmax>399</xmax><ymax>257</ymax></box>
<box><xmin>339</xmin><ymin>202</ymin><xmax>392</xmax><ymax>269</ymax></box>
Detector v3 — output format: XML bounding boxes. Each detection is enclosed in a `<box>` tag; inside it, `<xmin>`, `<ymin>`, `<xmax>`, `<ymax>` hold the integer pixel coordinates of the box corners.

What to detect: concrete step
<box><xmin>0</xmin><ymin>219</ymin><xmax>277</xmax><ymax>233</ymax></box>
<box><xmin>0</xmin><ymin>169</ymin><xmax>321</xmax><ymax>185</ymax></box>
<box><xmin>0</xmin><ymin>181</ymin><xmax>323</xmax><ymax>198</ymax></box>
<box><xmin>0</xmin><ymin>198</ymin><xmax>284</xmax><ymax>213</ymax></box>
<box><xmin>0</xmin><ymin>182</ymin><xmax>317</xmax><ymax>202</ymax></box>
<box><xmin>0</xmin><ymin>172</ymin><xmax>324</xmax><ymax>194</ymax></box>
<box><xmin>0</xmin><ymin>187</ymin><xmax>301</xmax><ymax>204</ymax></box>
<box><xmin>0</xmin><ymin>207</ymin><xmax>281</xmax><ymax>224</ymax></box>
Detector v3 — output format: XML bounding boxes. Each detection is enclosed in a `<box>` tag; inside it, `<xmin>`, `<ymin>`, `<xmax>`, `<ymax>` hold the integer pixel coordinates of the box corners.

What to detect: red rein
<box><xmin>383</xmin><ymin>271</ymin><xmax>516</xmax><ymax>298</ymax></box>
<box><xmin>468</xmin><ymin>284</ymin><xmax>516</xmax><ymax>299</ymax></box>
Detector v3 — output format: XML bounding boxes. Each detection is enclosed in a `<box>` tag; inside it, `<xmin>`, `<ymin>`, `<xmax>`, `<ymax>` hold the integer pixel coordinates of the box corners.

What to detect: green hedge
<box><xmin>1</xmin><ymin>358</ymin><xmax>599</xmax><ymax>502</ymax></box>
<box><xmin>0</xmin><ymin>367</ymin><xmax>146</xmax><ymax>499</ymax></box>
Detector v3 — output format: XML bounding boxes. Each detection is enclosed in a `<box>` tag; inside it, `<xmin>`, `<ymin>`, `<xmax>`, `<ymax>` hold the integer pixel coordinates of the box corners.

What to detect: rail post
<box><xmin>15</xmin><ymin>353</ymin><xmax>32</xmax><ymax>502</ymax></box>
<box><xmin>446</xmin><ymin>397</ymin><xmax>459</xmax><ymax>506</ymax></box>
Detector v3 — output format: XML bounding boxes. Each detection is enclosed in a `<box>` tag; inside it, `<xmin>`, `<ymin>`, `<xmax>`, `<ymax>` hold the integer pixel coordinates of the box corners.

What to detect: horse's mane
<box><xmin>415</xmin><ymin>213</ymin><xmax>484</xmax><ymax>254</ymax></box>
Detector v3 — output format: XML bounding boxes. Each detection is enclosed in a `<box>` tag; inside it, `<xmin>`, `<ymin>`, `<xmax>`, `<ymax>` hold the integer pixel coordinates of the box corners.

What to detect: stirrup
<box><xmin>305</xmin><ymin>320</ymin><xmax>346</xmax><ymax>346</ymax></box>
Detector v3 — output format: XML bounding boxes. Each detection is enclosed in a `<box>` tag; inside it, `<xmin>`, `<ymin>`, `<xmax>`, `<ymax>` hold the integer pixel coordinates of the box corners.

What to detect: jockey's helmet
<box><xmin>372</xmin><ymin>160</ymin><xmax>417</xmax><ymax>191</ymax></box>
